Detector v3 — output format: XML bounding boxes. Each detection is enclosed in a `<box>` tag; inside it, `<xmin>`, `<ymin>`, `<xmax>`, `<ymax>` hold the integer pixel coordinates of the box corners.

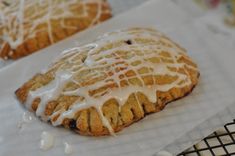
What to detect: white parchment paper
<box><xmin>0</xmin><ymin>0</ymin><xmax>235</xmax><ymax>156</ymax></box>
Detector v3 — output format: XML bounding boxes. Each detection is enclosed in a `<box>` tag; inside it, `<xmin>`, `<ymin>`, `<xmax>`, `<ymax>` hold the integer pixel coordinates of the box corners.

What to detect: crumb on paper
<box><xmin>64</xmin><ymin>142</ymin><xmax>73</xmax><ymax>155</ymax></box>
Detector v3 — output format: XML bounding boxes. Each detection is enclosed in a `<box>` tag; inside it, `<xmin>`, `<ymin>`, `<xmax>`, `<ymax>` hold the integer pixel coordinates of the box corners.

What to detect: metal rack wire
<box><xmin>178</xmin><ymin>120</ymin><xmax>235</xmax><ymax>156</ymax></box>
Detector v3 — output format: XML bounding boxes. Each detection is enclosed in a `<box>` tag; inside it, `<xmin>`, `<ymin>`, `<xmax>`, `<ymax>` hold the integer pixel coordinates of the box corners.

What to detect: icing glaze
<box><xmin>0</xmin><ymin>0</ymin><xmax>109</xmax><ymax>54</ymax></box>
<box><xmin>24</xmin><ymin>28</ymin><xmax>198</xmax><ymax>135</ymax></box>
<box><xmin>40</xmin><ymin>131</ymin><xmax>54</xmax><ymax>150</ymax></box>
<box><xmin>26</xmin><ymin>71</ymin><xmax>73</xmax><ymax>120</ymax></box>
<box><xmin>64</xmin><ymin>142</ymin><xmax>73</xmax><ymax>155</ymax></box>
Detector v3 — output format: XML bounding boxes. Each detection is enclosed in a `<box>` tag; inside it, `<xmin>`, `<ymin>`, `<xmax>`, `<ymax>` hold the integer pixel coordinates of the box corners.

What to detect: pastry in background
<box><xmin>225</xmin><ymin>0</ymin><xmax>235</xmax><ymax>26</ymax></box>
<box><xmin>0</xmin><ymin>0</ymin><xmax>112</xmax><ymax>60</ymax></box>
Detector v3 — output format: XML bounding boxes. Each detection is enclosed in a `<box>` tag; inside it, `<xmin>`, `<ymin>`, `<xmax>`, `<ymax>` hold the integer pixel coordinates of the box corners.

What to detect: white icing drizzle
<box><xmin>64</xmin><ymin>142</ymin><xmax>73</xmax><ymax>155</ymax></box>
<box><xmin>46</xmin><ymin>0</ymin><xmax>54</xmax><ymax>44</ymax></box>
<box><xmin>26</xmin><ymin>71</ymin><xmax>72</xmax><ymax>120</ymax></box>
<box><xmin>40</xmin><ymin>131</ymin><xmax>54</xmax><ymax>150</ymax></box>
<box><xmin>24</xmin><ymin>28</ymin><xmax>198</xmax><ymax>135</ymax></box>
<box><xmin>0</xmin><ymin>0</ymin><xmax>109</xmax><ymax>52</ymax></box>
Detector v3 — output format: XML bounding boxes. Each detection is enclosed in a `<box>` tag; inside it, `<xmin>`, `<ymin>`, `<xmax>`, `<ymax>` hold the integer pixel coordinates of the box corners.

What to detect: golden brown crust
<box><xmin>15</xmin><ymin>63</ymin><xmax>199</xmax><ymax>137</ymax></box>
<box><xmin>16</xmin><ymin>76</ymin><xmax>199</xmax><ymax>136</ymax></box>
<box><xmin>0</xmin><ymin>0</ymin><xmax>112</xmax><ymax>60</ymax></box>
<box><xmin>77</xmin><ymin>82</ymin><xmax>199</xmax><ymax>136</ymax></box>
<box><xmin>15</xmin><ymin>28</ymin><xmax>200</xmax><ymax>136</ymax></box>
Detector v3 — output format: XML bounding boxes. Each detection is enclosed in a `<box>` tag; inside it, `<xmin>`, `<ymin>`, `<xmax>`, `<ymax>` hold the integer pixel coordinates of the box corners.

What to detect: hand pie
<box><xmin>15</xmin><ymin>28</ymin><xmax>200</xmax><ymax>136</ymax></box>
<box><xmin>0</xmin><ymin>0</ymin><xmax>111</xmax><ymax>60</ymax></box>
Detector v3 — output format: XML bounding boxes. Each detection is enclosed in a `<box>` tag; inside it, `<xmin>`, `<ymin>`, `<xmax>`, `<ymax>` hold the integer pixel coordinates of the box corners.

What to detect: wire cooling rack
<box><xmin>178</xmin><ymin>120</ymin><xmax>235</xmax><ymax>156</ymax></box>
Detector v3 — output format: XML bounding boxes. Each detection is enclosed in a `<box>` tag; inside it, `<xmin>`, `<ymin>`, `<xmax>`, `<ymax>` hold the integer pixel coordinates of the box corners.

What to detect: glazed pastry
<box><xmin>0</xmin><ymin>0</ymin><xmax>111</xmax><ymax>60</ymax></box>
<box><xmin>15</xmin><ymin>28</ymin><xmax>200</xmax><ymax>136</ymax></box>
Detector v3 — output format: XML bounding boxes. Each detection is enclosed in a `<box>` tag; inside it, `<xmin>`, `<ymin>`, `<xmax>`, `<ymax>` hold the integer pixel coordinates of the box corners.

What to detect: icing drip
<box><xmin>0</xmin><ymin>0</ymin><xmax>109</xmax><ymax>51</ymax></box>
<box><xmin>40</xmin><ymin>131</ymin><xmax>55</xmax><ymax>150</ymax></box>
<box><xmin>24</xmin><ymin>28</ymin><xmax>198</xmax><ymax>135</ymax></box>
<box><xmin>64</xmin><ymin>142</ymin><xmax>73</xmax><ymax>155</ymax></box>
<box><xmin>17</xmin><ymin>111</ymin><xmax>34</xmax><ymax>129</ymax></box>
